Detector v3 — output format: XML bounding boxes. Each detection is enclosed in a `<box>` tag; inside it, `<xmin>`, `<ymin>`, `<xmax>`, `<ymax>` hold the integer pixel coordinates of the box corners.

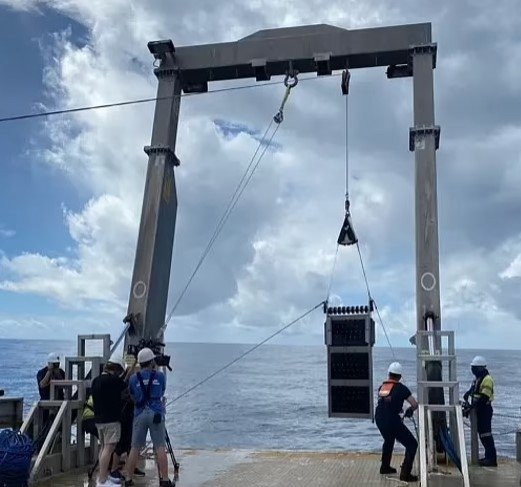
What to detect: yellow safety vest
<box><xmin>473</xmin><ymin>374</ymin><xmax>494</xmax><ymax>403</ymax></box>
<box><xmin>82</xmin><ymin>395</ymin><xmax>95</xmax><ymax>420</ymax></box>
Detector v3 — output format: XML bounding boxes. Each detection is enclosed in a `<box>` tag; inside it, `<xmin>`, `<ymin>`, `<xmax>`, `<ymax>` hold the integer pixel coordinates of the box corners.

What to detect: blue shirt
<box><xmin>129</xmin><ymin>369</ymin><xmax>166</xmax><ymax>416</ymax></box>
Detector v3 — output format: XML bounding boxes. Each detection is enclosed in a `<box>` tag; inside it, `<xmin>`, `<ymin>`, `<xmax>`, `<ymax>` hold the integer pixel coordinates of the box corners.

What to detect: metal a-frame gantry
<box><xmin>123</xmin><ymin>22</ymin><xmax>468</xmax><ymax>486</ymax></box>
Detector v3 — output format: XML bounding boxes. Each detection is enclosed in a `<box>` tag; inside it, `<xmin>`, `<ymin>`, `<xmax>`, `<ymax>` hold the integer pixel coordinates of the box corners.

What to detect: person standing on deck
<box><xmin>91</xmin><ymin>357</ymin><xmax>127</xmax><ymax>487</ymax></box>
<box><xmin>36</xmin><ymin>352</ymin><xmax>66</xmax><ymax>429</ymax></box>
<box><xmin>375</xmin><ymin>362</ymin><xmax>419</xmax><ymax>483</ymax></box>
<box><xmin>123</xmin><ymin>348</ymin><xmax>173</xmax><ymax>487</ymax></box>
<box><xmin>463</xmin><ymin>356</ymin><xmax>497</xmax><ymax>467</ymax></box>
<box><xmin>37</xmin><ymin>352</ymin><xmax>65</xmax><ymax>401</ymax></box>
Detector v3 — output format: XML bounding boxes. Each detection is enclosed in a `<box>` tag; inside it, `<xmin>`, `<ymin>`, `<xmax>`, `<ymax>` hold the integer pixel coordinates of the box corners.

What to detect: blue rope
<box><xmin>0</xmin><ymin>430</ymin><xmax>35</xmax><ymax>487</ymax></box>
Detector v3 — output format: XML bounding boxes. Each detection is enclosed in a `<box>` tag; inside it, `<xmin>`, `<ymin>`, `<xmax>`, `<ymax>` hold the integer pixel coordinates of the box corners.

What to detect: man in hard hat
<box><xmin>123</xmin><ymin>348</ymin><xmax>172</xmax><ymax>487</ymax></box>
<box><xmin>375</xmin><ymin>362</ymin><xmax>419</xmax><ymax>482</ymax></box>
<box><xmin>91</xmin><ymin>357</ymin><xmax>127</xmax><ymax>486</ymax></box>
<box><xmin>463</xmin><ymin>356</ymin><xmax>497</xmax><ymax>467</ymax></box>
<box><xmin>37</xmin><ymin>352</ymin><xmax>66</xmax><ymax>401</ymax></box>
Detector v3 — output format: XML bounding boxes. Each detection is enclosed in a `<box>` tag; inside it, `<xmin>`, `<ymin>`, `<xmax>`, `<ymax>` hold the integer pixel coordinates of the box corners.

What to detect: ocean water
<box><xmin>1</xmin><ymin>340</ymin><xmax>520</xmax><ymax>457</ymax></box>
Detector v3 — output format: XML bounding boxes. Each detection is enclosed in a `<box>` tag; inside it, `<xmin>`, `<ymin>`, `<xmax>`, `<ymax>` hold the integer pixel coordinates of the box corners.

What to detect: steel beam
<box><xmin>159</xmin><ymin>23</ymin><xmax>432</xmax><ymax>89</ymax></box>
<box><xmin>125</xmin><ymin>70</ymin><xmax>181</xmax><ymax>348</ymax></box>
<box><xmin>411</xmin><ymin>44</ymin><xmax>445</xmax><ymax>457</ymax></box>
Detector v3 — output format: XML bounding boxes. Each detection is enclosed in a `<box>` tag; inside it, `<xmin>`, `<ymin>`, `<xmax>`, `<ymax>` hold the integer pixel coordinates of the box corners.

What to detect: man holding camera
<box><xmin>37</xmin><ymin>352</ymin><xmax>66</xmax><ymax>401</ymax></box>
<box><xmin>123</xmin><ymin>347</ymin><xmax>172</xmax><ymax>487</ymax></box>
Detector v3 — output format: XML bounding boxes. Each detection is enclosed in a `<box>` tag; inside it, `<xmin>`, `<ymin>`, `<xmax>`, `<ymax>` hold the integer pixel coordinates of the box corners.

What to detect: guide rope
<box><xmin>159</xmin><ymin>73</ymin><xmax>298</xmax><ymax>335</ymax></box>
<box><xmin>164</xmin><ymin>301</ymin><xmax>324</xmax><ymax>411</ymax></box>
<box><xmin>0</xmin><ymin>72</ymin><xmax>332</xmax><ymax>124</ymax></box>
<box><xmin>355</xmin><ymin>242</ymin><xmax>396</xmax><ymax>359</ymax></box>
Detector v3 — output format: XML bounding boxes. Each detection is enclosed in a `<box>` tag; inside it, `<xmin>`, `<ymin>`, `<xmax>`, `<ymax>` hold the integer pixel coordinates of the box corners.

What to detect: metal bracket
<box><xmin>314</xmin><ymin>52</ymin><xmax>332</xmax><ymax>76</ymax></box>
<box><xmin>153</xmin><ymin>67</ymin><xmax>180</xmax><ymax>79</ymax></box>
<box><xmin>410</xmin><ymin>43</ymin><xmax>437</xmax><ymax>69</ymax></box>
<box><xmin>341</xmin><ymin>69</ymin><xmax>351</xmax><ymax>95</ymax></box>
<box><xmin>386</xmin><ymin>64</ymin><xmax>412</xmax><ymax>79</ymax></box>
<box><xmin>144</xmin><ymin>145</ymin><xmax>180</xmax><ymax>166</ymax></box>
<box><xmin>252</xmin><ymin>58</ymin><xmax>270</xmax><ymax>81</ymax></box>
<box><xmin>409</xmin><ymin>125</ymin><xmax>441</xmax><ymax>152</ymax></box>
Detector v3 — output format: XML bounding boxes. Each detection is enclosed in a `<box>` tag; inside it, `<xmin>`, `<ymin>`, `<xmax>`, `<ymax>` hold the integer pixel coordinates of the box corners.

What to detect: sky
<box><xmin>0</xmin><ymin>0</ymin><xmax>520</xmax><ymax>349</ymax></box>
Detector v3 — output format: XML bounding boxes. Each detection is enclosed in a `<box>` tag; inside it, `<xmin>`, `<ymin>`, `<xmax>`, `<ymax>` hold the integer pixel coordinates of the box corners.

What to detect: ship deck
<box><xmin>36</xmin><ymin>449</ymin><xmax>521</xmax><ymax>486</ymax></box>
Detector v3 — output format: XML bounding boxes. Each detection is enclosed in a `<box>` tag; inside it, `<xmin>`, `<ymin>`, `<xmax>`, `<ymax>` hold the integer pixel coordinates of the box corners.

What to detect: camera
<box><xmin>127</xmin><ymin>339</ymin><xmax>172</xmax><ymax>371</ymax></box>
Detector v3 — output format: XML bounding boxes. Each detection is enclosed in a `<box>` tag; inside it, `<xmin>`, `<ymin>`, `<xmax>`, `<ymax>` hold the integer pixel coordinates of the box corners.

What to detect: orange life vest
<box><xmin>378</xmin><ymin>379</ymin><xmax>399</xmax><ymax>398</ymax></box>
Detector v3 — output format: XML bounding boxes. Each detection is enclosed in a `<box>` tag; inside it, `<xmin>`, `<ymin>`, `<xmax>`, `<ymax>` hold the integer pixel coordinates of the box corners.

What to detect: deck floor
<box><xmin>36</xmin><ymin>450</ymin><xmax>521</xmax><ymax>486</ymax></box>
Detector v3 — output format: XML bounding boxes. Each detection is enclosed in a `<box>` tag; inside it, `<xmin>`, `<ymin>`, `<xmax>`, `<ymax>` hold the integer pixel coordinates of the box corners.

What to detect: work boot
<box><xmin>400</xmin><ymin>465</ymin><xmax>418</xmax><ymax>482</ymax></box>
<box><xmin>479</xmin><ymin>458</ymin><xmax>498</xmax><ymax>467</ymax></box>
<box><xmin>380</xmin><ymin>465</ymin><xmax>397</xmax><ymax>474</ymax></box>
<box><xmin>399</xmin><ymin>470</ymin><xmax>418</xmax><ymax>482</ymax></box>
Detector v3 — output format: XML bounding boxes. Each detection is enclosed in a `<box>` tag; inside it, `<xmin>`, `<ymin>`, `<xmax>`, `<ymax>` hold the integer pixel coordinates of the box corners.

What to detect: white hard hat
<box><xmin>137</xmin><ymin>347</ymin><xmax>156</xmax><ymax>365</ymax></box>
<box><xmin>388</xmin><ymin>362</ymin><xmax>403</xmax><ymax>375</ymax></box>
<box><xmin>47</xmin><ymin>352</ymin><xmax>60</xmax><ymax>363</ymax></box>
<box><xmin>471</xmin><ymin>356</ymin><xmax>487</xmax><ymax>367</ymax></box>
<box><xmin>108</xmin><ymin>356</ymin><xmax>126</xmax><ymax>369</ymax></box>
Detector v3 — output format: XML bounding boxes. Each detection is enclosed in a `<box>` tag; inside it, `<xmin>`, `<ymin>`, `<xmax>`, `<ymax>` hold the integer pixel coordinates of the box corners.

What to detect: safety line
<box><xmin>0</xmin><ymin>73</ymin><xmax>342</xmax><ymax>124</ymax></box>
<box><xmin>161</xmin><ymin>121</ymin><xmax>280</xmax><ymax>333</ymax></box>
<box><xmin>345</xmin><ymin>94</ymin><xmax>349</xmax><ymax>200</ymax></box>
<box><xmin>355</xmin><ymin>242</ymin><xmax>397</xmax><ymax>359</ymax></box>
<box><xmin>164</xmin><ymin>301</ymin><xmax>324</xmax><ymax>409</ymax></box>
<box><xmin>325</xmin><ymin>244</ymin><xmax>340</xmax><ymax>303</ymax></box>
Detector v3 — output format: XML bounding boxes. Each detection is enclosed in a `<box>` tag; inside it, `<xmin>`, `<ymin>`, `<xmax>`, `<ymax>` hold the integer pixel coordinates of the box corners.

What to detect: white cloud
<box><xmin>501</xmin><ymin>254</ymin><xmax>521</xmax><ymax>279</ymax></box>
<box><xmin>1</xmin><ymin>0</ymin><xmax>521</xmax><ymax>347</ymax></box>
<box><xmin>0</xmin><ymin>195</ymin><xmax>137</xmax><ymax>312</ymax></box>
<box><xmin>0</xmin><ymin>226</ymin><xmax>15</xmax><ymax>238</ymax></box>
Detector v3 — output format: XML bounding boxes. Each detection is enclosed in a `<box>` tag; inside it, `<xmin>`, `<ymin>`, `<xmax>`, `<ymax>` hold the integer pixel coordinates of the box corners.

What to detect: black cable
<box><xmin>0</xmin><ymin>73</ymin><xmax>342</xmax><ymax>124</ymax></box>
<box><xmin>164</xmin><ymin>301</ymin><xmax>324</xmax><ymax>409</ymax></box>
<box><xmin>355</xmin><ymin>242</ymin><xmax>396</xmax><ymax>358</ymax></box>
<box><xmin>160</xmin><ymin>121</ymin><xmax>279</xmax><ymax>332</ymax></box>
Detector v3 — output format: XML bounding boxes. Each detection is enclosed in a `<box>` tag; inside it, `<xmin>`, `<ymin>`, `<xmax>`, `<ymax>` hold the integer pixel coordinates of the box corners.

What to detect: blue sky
<box><xmin>0</xmin><ymin>6</ymin><xmax>86</xmax><ymax>317</ymax></box>
<box><xmin>0</xmin><ymin>0</ymin><xmax>521</xmax><ymax>349</ymax></box>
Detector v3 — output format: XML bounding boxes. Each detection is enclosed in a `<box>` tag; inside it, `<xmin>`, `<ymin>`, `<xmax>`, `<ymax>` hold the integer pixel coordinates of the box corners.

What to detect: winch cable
<box><xmin>334</xmin><ymin>73</ymin><xmax>397</xmax><ymax>358</ymax></box>
<box><xmin>324</xmin><ymin>244</ymin><xmax>340</xmax><ymax>303</ymax></box>
<box><xmin>159</xmin><ymin>72</ymin><xmax>298</xmax><ymax>336</ymax></box>
<box><xmin>161</xmin><ymin>120</ymin><xmax>278</xmax><ymax>332</ymax></box>
<box><xmin>0</xmin><ymin>72</ymin><xmax>338</xmax><ymax>124</ymax></box>
<box><xmin>355</xmin><ymin>241</ymin><xmax>396</xmax><ymax>359</ymax></box>
<box><xmin>163</xmin><ymin>301</ymin><xmax>324</xmax><ymax>410</ymax></box>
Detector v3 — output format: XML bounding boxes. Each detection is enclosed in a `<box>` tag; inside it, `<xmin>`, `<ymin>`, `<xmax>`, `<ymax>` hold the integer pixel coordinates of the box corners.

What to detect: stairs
<box><xmin>416</xmin><ymin>330</ymin><xmax>470</xmax><ymax>487</ymax></box>
<box><xmin>20</xmin><ymin>334</ymin><xmax>111</xmax><ymax>482</ymax></box>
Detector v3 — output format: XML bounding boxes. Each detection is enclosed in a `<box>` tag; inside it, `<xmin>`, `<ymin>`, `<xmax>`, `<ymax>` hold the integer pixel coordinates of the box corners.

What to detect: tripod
<box><xmin>165</xmin><ymin>429</ymin><xmax>180</xmax><ymax>473</ymax></box>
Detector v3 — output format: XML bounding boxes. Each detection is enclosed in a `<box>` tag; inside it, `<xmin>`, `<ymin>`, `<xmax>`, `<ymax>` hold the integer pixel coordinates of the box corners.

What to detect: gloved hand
<box><xmin>462</xmin><ymin>402</ymin><xmax>472</xmax><ymax>418</ymax></box>
<box><xmin>404</xmin><ymin>407</ymin><xmax>415</xmax><ymax>419</ymax></box>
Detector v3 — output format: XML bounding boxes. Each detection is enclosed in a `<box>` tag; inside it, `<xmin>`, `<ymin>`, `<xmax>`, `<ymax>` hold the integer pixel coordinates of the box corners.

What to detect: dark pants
<box><xmin>477</xmin><ymin>404</ymin><xmax>497</xmax><ymax>462</ymax></box>
<box><xmin>83</xmin><ymin>418</ymin><xmax>98</xmax><ymax>438</ymax></box>
<box><xmin>115</xmin><ymin>415</ymin><xmax>133</xmax><ymax>456</ymax></box>
<box><xmin>376</xmin><ymin>411</ymin><xmax>418</xmax><ymax>474</ymax></box>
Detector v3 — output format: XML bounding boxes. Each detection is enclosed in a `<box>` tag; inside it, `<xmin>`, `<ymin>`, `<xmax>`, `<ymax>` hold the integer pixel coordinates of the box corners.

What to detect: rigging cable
<box><xmin>0</xmin><ymin>73</ymin><xmax>340</xmax><ymax>124</ymax></box>
<box><xmin>355</xmin><ymin>242</ymin><xmax>396</xmax><ymax>359</ymax></box>
<box><xmin>345</xmin><ymin>91</ymin><xmax>349</xmax><ymax>203</ymax></box>
<box><xmin>325</xmin><ymin>245</ymin><xmax>340</xmax><ymax>303</ymax></box>
<box><xmin>159</xmin><ymin>73</ymin><xmax>298</xmax><ymax>335</ymax></box>
<box><xmin>164</xmin><ymin>301</ymin><xmax>324</xmax><ymax>409</ymax></box>
<box><xmin>161</xmin><ymin>120</ymin><xmax>278</xmax><ymax>333</ymax></box>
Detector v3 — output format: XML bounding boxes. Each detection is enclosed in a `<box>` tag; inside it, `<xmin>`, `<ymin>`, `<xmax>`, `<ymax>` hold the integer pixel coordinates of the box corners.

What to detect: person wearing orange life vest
<box><xmin>375</xmin><ymin>362</ymin><xmax>419</xmax><ymax>483</ymax></box>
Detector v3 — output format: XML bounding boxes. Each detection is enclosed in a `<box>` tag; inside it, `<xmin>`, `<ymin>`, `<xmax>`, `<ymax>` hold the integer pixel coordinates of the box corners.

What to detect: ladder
<box><xmin>20</xmin><ymin>334</ymin><xmax>111</xmax><ymax>482</ymax></box>
<box><xmin>416</xmin><ymin>330</ymin><xmax>470</xmax><ymax>487</ymax></box>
